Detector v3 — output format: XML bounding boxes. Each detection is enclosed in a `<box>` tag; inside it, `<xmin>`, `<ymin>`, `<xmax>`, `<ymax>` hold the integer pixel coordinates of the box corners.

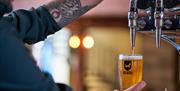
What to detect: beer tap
<box><xmin>128</xmin><ymin>0</ymin><xmax>138</xmax><ymax>50</ymax></box>
<box><xmin>154</xmin><ymin>0</ymin><xmax>164</xmax><ymax>48</ymax></box>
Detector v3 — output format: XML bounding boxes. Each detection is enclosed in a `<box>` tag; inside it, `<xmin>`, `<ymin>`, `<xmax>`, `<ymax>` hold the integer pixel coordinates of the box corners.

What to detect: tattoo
<box><xmin>44</xmin><ymin>0</ymin><xmax>94</xmax><ymax>28</ymax></box>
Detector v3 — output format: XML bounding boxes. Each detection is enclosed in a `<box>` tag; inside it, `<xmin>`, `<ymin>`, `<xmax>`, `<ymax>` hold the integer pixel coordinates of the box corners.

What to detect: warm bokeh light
<box><xmin>69</xmin><ymin>35</ymin><xmax>81</xmax><ymax>49</ymax></box>
<box><xmin>83</xmin><ymin>36</ymin><xmax>94</xmax><ymax>49</ymax></box>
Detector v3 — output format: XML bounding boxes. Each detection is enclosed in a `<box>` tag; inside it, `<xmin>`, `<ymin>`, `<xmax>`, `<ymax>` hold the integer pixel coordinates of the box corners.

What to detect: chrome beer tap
<box><xmin>128</xmin><ymin>0</ymin><xmax>180</xmax><ymax>51</ymax></box>
<box><xmin>154</xmin><ymin>0</ymin><xmax>164</xmax><ymax>48</ymax></box>
<box><xmin>128</xmin><ymin>0</ymin><xmax>138</xmax><ymax>50</ymax></box>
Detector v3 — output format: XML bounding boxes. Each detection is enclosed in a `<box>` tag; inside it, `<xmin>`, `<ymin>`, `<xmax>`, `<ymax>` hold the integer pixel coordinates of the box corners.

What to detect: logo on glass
<box><xmin>124</xmin><ymin>61</ymin><xmax>132</xmax><ymax>71</ymax></box>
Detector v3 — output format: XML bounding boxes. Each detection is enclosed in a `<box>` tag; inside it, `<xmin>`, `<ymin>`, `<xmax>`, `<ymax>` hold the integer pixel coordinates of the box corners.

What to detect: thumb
<box><xmin>125</xmin><ymin>81</ymin><xmax>146</xmax><ymax>91</ymax></box>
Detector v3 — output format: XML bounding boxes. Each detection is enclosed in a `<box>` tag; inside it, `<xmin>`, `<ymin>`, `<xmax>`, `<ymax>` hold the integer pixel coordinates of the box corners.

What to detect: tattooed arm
<box><xmin>44</xmin><ymin>0</ymin><xmax>103</xmax><ymax>28</ymax></box>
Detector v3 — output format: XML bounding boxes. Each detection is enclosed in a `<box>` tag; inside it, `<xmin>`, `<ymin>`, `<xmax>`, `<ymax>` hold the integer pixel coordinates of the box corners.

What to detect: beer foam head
<box><xmin>119</xmin><ymin>54</ymin><xmax>143</xmax><ymax>60</ymax></box>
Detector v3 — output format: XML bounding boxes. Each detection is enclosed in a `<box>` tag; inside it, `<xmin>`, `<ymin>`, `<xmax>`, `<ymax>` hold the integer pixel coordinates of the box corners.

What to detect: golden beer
<box><xmin>118</xmin><ymin>54</ymin><xmax>143</xmax><ymax>91</ymax></box>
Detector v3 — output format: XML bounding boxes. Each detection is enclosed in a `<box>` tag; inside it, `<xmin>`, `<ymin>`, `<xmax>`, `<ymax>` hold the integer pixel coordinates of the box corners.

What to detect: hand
<box><xmin>114</xmin><ymin>81</ymin><xmax>146</xmax><ymax>91</ymax></box>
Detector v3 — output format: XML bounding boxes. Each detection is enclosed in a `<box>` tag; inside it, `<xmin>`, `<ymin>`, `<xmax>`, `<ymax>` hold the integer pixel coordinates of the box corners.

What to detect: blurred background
<box><xmin>13</xmin><ymin>0</ymin><xmax>179</xmax><ymax>91</ymax></box>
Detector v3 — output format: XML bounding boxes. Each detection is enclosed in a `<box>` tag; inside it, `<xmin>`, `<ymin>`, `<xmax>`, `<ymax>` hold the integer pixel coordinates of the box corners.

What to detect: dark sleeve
<box><xmin>0</xmin><ymin>28</ymin><xmax>72</xmax><ymax>91</ymax></box>
<box><xmin>8</xmin><ymin>6</ymin><xmax>61</xmax><ymax>44</ymax></box>
<box><xmin>57</xmin><ymin>83</ymin><xmax>73</xmax><ymax>91</ymax></box>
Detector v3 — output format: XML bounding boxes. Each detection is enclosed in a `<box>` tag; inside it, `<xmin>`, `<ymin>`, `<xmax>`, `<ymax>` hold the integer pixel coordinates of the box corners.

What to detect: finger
<box><xmin>125</xmin><ymin>81</ymin><xmax>146</xmax><ymax>91</ymax></box>
<box><xmin>113</xmin><ymin>89</ymin><xmax>119</xmax><ymax>91</ymax></box>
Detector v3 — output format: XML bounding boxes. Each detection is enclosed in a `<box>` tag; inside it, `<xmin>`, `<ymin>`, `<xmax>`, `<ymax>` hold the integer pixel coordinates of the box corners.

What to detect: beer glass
<box><xmin>118</xmin><ymin>54</ymin><xmax>143</xmax><ymax>91</ymax></box>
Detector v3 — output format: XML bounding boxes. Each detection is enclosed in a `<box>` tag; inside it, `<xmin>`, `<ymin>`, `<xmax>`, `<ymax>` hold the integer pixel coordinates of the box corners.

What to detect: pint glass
<box><xmin>118</xmin><ymin>54</ymin><xmax>143</xmax><ymax>91</ymax></box>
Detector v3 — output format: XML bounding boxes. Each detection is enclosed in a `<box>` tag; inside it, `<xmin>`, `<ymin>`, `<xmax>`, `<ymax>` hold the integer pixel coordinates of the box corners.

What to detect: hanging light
<box><xmin>69</xmin><ymin>35</ymin><xmax>81</xmax><ymax>49</ymax></box>
<box><xmin>83</xmin><ymin>36</ymin><xmax>94</xmax><ymax>49</ymax></box>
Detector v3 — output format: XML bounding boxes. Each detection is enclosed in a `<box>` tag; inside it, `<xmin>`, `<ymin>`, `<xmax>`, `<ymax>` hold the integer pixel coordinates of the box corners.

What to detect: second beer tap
<box><xmin>128</xmin><ymin>0</ymin><xmax>138</xmax><ymax>50</ymax></box>
<box><xmin>154</xmin><ymin>0</ymin><xmax>164</xmax><ymax>48</ymax></box>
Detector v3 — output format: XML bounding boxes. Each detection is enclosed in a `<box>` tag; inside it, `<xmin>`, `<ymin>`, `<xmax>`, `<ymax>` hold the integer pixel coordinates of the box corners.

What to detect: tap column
<box><xmin>128</xmin><ymin>0</ymin><xmax>138</xmax><ymax>50</ymax></box>
<box><xmin>154</xmin><ymin>0</ymin><xmax>164</xmax><ymax>48</ymax></box>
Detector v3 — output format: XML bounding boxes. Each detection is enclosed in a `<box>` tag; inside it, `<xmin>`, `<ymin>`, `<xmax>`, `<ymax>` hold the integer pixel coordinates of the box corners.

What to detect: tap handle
<box><xmin>155</xmin><ymin>0</ymin><xmax>164</xmax><ymax>12</ymax></box>
<box><xmin>129</xmin><ymin>0</ymin><xmax>138</xmax><ymax>12</ymax></box>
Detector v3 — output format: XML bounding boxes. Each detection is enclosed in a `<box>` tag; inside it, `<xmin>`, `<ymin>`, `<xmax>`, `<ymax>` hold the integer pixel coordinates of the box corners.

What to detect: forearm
<box><xmin>44</xmin><ymin>0</ymin><xmax>103</xmax><ymax>28</ymax></box>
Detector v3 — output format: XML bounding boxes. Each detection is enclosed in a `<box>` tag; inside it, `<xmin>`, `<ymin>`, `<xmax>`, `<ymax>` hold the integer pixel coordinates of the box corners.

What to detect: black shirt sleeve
<box><xmin>0</xmin><ymin>6</ymin><xmax>72</xmax><ymax>91</ymax></box>
<box><xmin>0</xmin><ymin>26</ymin><xmax>72</xmax><ymax>91</ymax></box>
<box><xmin>8</xmin><ymin>6</ymin><xmax>61</xmax><ymax>44</ymax></box>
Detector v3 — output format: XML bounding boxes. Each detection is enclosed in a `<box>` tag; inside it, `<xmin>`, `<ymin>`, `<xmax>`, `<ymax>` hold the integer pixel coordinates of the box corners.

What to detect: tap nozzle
<box><xmin>154</xmin><ymin>0</ymin><xmax>164</xmax><ymax>48</ymax></box>
<box><xmin>130</xmin><ymin>28</ymin><xmax>136</xmax><ymax>50</ymax></box>
<box><xmin>155</xmin><ymin>28</ymin><xmax>162</xmax><ymax>48</ymax></box>
<box><xmin>128</xmin><ymin>0</ymin><xmax>138</xmax><ymax>50</ymax></box>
